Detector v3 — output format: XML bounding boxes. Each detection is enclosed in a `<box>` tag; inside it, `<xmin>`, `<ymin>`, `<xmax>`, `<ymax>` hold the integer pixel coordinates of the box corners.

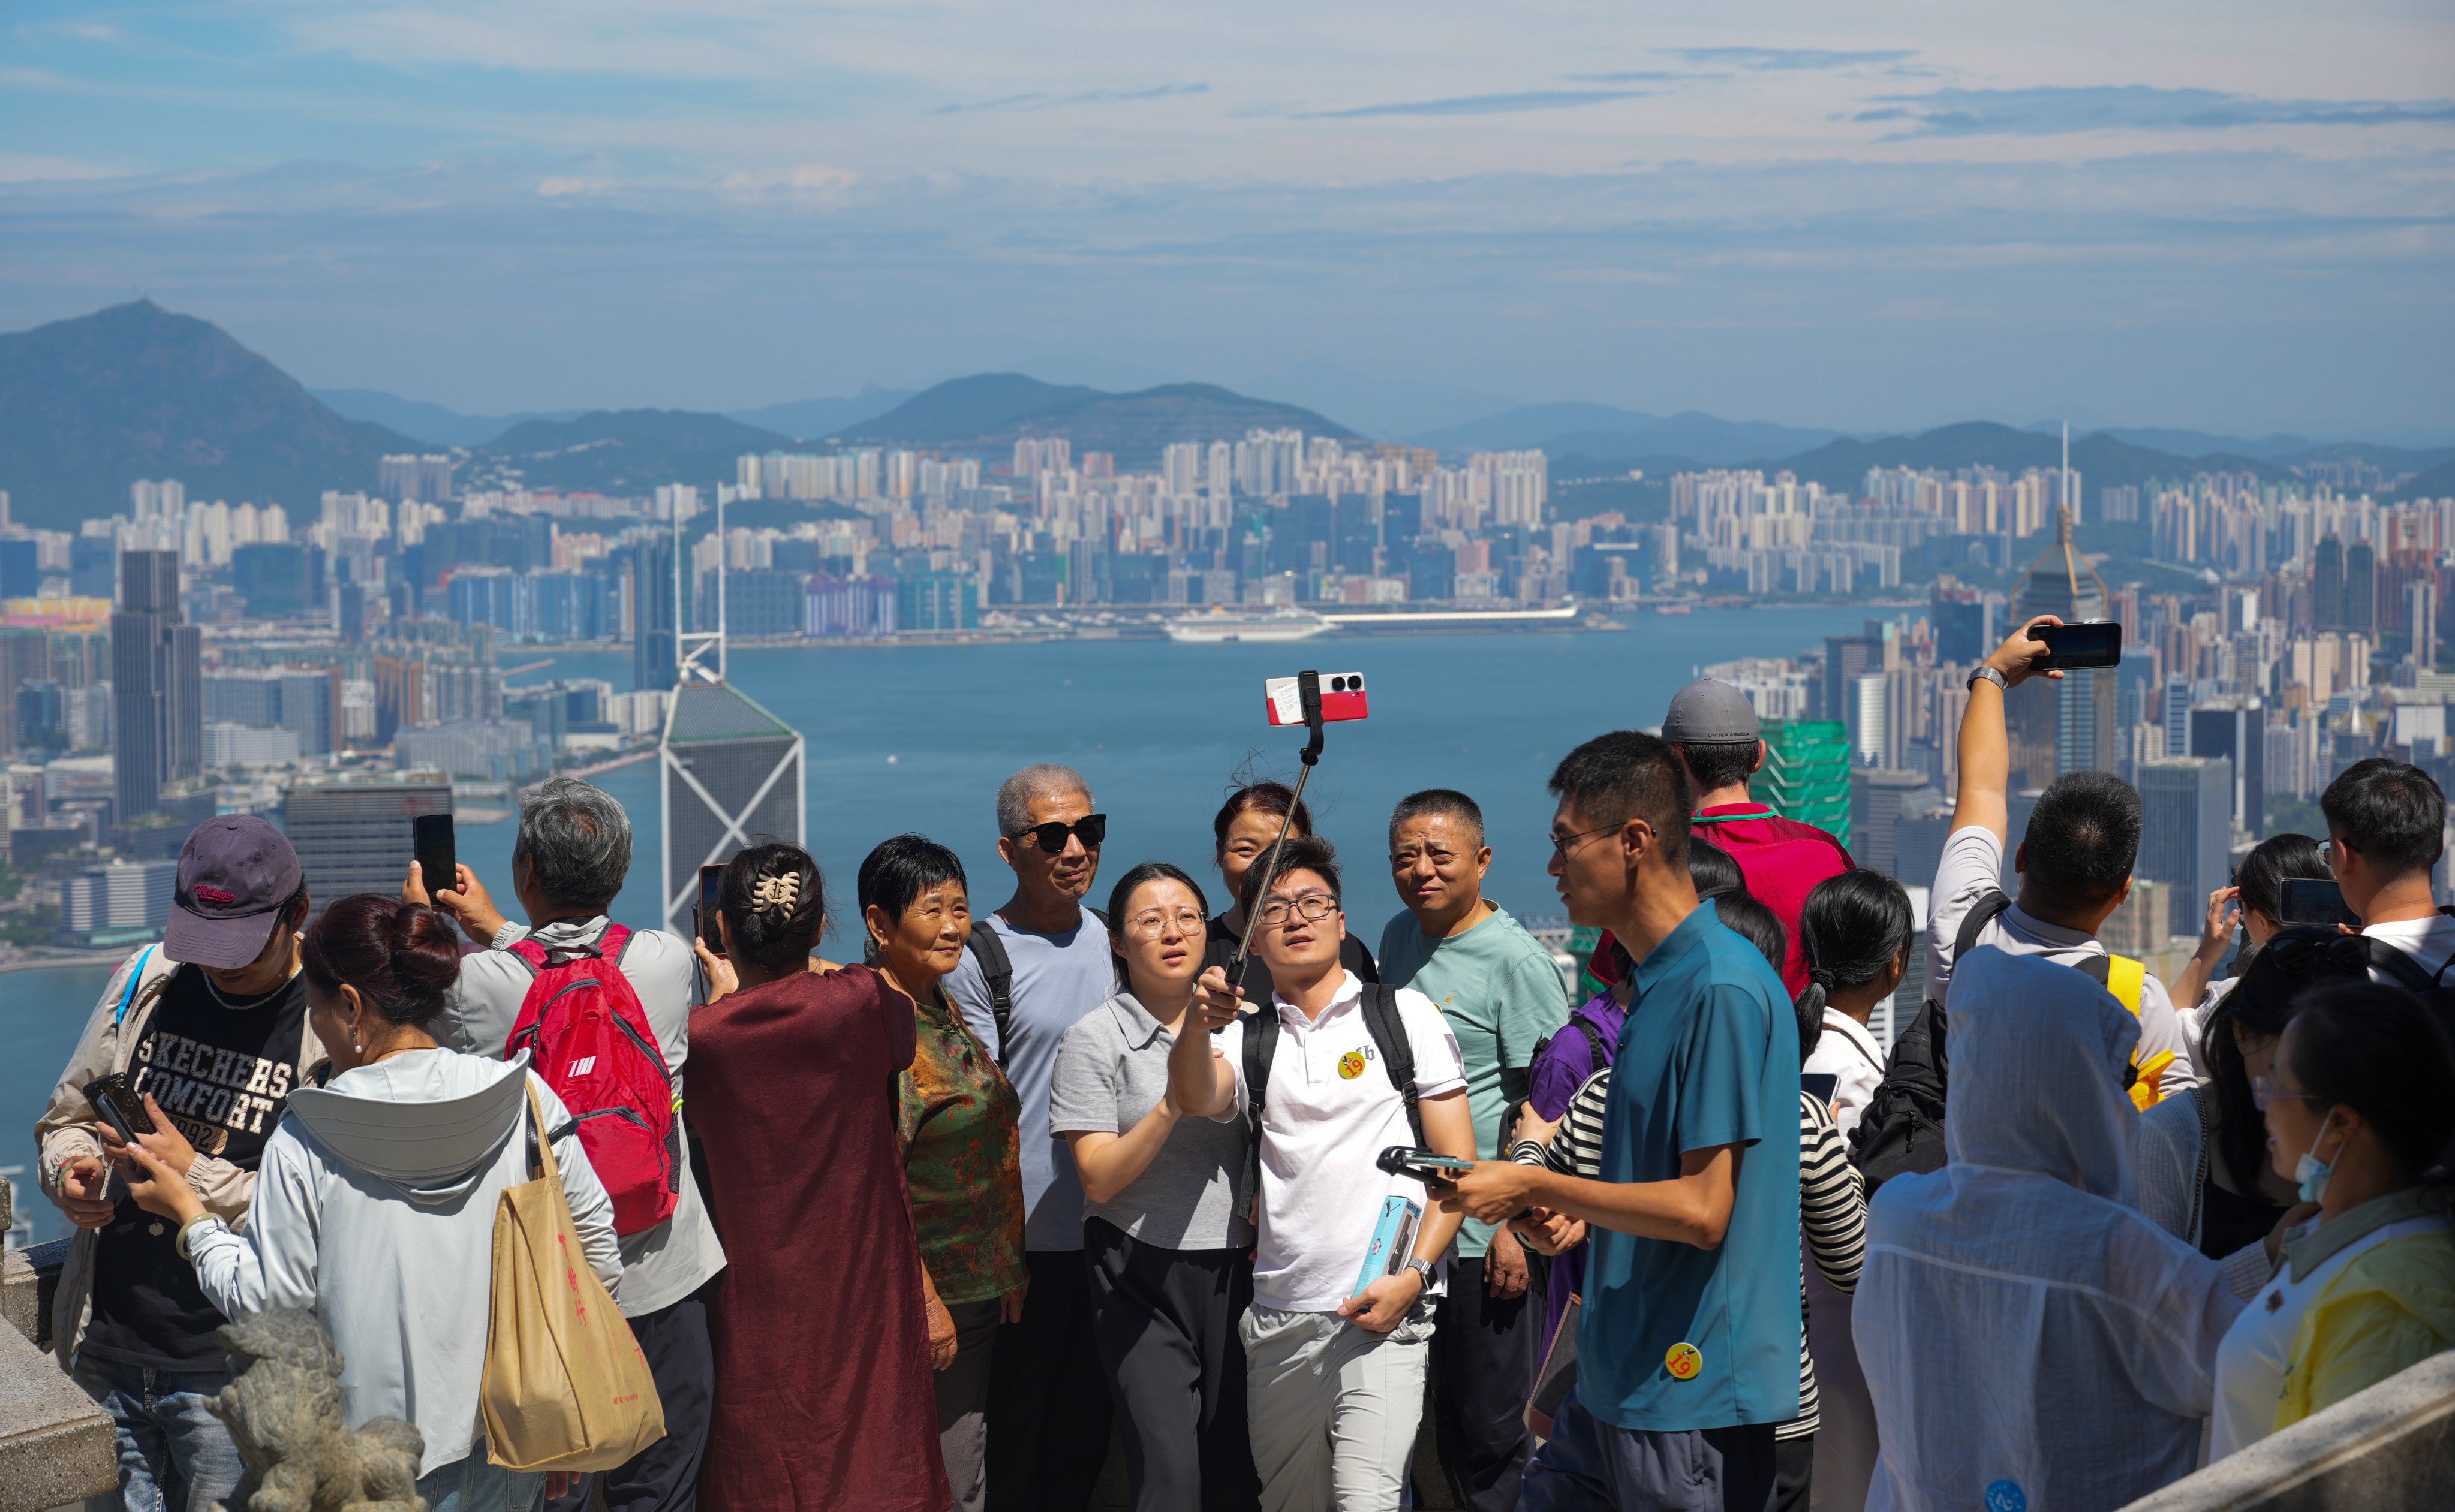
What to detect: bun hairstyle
<box><xmin>721</xmin><ymin>842</ymin><xmax>827</xmax><ymax>972</ymax></box>
<box><xmin>300</xmin><ymin>893</ymin><xmax>462</xmax><ymax>1028</ymax></box>
<box><xmin>1794</xmin><ymin>869</ymin><xmax>1916</xmax><ymax>1063</ymax></box>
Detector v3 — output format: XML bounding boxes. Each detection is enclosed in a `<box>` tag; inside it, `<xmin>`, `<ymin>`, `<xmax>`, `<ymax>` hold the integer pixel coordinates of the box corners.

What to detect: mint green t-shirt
<box><xmin>1377</xmin><ymin>903</ymin><xmax>1570</xmax><ymax>1258</ymax></box>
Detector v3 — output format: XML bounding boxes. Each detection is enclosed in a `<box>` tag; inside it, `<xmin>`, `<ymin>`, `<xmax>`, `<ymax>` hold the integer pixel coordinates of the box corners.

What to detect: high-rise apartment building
<box><xmin>2138</xmin><ymin>757</ymin><xmax>2232</xmax><ymax>937</ymax></box>
<box><xmin>1850</xmin><ymin>769</ymin><xmax>1939</xmax><ymax>880</ymax></box>
<box><xmin>110</xmin><ymin>550</ymin><xmax>201</xmax><ymax>822</ymax></box>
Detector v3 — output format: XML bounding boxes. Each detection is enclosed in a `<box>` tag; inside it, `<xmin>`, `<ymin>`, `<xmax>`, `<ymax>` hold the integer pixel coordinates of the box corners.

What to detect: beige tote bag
<box><xmin>482</xmin><ymin>1082</ymin><xmax>667</xmax><ymax>1472</ymax></box>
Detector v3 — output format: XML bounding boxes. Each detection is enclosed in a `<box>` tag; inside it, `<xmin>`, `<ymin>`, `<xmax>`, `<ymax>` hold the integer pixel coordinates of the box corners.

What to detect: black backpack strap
<box><xmin>1952</xmin><ymin>888</ymin><xmax>2012</xmax><ymax>969</ymax></box>
<box><xmin>2360</xmin><ymin>938</ymin><xmax>2440</xmax><ymax>995</ymax></box>
<box><xmin>1362</xmin><ymin>985</ymin><xmax>1425</xmax><ymax>1148</ymax></box>
<box><xmin>1572</xmin><ymin>1015</ymin><xmax>1608</xmax><ymax>1073</ymax></box>
<box><xmin>1242</xmin><ymin>1008</ymin><xmax>1280</xmax><ymax>1194</ymax></box>
<box><xmin>965</xmin><ymin>925</ymin><xmax>1017</xmax><ymax>1068</ymax></box>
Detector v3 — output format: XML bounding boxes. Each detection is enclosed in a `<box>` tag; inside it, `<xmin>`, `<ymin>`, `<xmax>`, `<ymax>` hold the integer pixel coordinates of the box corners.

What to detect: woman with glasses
<box><xmin>852</xmin><ymin>834</ymin><xmax>1028</xmax><ymax>1512</ymax></box>
<box><xmin>1049</xmin><ymin>862</ymin><xmax>1259</xmax><ymax>1512</ymax></box>
<box><xmin>2210</xmin><ymin>979</ymin><xmax>2455</xmax><ymax>1459</ymax></box>
<box><xmin>1205</xmin><ymin>782</ymin><xmax>1376</xmax><ymax>1007</ymax></box>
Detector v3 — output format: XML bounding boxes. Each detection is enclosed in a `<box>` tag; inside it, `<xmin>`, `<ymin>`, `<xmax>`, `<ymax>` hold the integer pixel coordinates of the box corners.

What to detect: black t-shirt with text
<box><xmin>80</xmin><ymin>965</ymin><xmax>308</xmax><ymax>1372</ymax></box>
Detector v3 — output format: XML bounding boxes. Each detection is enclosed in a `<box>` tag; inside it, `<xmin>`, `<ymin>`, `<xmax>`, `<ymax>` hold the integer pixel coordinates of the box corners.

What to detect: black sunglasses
<box><xmin>1017</xmin><ymin>814</ymin><xmax>1107</xmax><ymax>854</ymax></box>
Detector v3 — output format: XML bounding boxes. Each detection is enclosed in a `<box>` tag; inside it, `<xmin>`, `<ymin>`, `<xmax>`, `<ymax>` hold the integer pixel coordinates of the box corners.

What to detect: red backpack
<box><xmin>504</xmin><ymin>924</ymin><xmax>680</xmax><ymax>1237</ymax></box>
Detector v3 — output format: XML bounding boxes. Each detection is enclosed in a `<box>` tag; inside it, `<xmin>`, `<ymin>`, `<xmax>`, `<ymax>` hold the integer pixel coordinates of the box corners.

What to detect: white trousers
<box><xmin>1241</xmin><ymin>1301</ymin><xmax>1435</xmax><ymax>1512</ymax></box>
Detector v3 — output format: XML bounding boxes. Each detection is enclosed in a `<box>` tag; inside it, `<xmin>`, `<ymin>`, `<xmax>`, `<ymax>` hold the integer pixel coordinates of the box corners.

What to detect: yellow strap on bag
<box><xmin>482</xmin><ymin>1083</ymin><xmax>667</xmax><ymax>1472</ymax></box>
<box><xmin>2096</xmin><ymin>954</ymin><xmax>2173</xmax><ymax>1109</ymax></box>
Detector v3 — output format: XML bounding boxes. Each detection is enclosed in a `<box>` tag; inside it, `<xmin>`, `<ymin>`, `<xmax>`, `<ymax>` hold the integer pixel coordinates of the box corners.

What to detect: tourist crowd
<box><xmin>37</xmin><ymin>614</ymin><xmax>2455</xmax><ymax>1512</ymax></box>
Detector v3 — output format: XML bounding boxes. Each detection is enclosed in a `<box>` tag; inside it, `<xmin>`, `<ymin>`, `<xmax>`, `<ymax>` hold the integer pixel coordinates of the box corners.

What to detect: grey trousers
<box><xmin>1240</xmin><ymin>1301</ymin><xmax>1435</xmax><ymax>1512</ymax></box>
<box><xmin>935</xmin><ymin>1299</ymin><xmax>1004</xmax><ymax>1512</ymax></box>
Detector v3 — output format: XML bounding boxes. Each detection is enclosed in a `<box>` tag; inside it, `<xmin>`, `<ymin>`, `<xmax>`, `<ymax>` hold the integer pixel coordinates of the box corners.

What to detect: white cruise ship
<box><xmin>1163</xmin><ymin>609</ymin><xmax>1331</xmax><ymax>643</ymax></box>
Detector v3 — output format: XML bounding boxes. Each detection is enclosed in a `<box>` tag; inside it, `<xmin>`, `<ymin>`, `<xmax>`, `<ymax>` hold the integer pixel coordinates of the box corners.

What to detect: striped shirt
<box><xmin>1511</xmin><ymin>1074</ymin><xmax>1867</xmax><ymax>1437</ymax></box>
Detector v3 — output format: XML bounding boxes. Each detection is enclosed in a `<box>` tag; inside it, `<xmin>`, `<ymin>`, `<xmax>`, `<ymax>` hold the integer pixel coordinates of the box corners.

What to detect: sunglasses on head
<box><xmin>1017</xmin><ymin>814</ymin><xmax>1107</xmax><ymax>853</ymax></box>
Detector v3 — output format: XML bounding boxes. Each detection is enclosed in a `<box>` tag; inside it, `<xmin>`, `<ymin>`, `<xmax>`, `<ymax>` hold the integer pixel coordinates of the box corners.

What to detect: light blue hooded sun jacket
<box><xmin>182</xmin><ymin>1047</ymin><xmax>622</xmax><ymax>1477</ymax></box>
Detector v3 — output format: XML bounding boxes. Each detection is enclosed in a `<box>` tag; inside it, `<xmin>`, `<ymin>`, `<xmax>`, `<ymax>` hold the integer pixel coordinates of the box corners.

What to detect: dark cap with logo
<box><xmin>1661</xmin><ymin>679</ymin><xmax>1762</xmax><ymax>746</ymax></box>
<box><xmin>166</xmin><ymin>816</ymin><xmax>305</xmax><ymax>970</ymax></box>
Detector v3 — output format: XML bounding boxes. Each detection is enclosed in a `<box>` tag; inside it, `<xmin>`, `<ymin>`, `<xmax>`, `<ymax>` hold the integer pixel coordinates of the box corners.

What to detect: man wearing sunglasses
<box><xmin>943</xmin><ymin>763</ymin><xmax>1117</xmax><ymax>1512</ymax></box>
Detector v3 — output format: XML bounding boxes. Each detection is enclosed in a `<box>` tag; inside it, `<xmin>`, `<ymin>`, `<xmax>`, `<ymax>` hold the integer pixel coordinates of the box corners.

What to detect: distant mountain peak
<box><xmin>0</xmin><ymin>300</ymin><xmax>416</xmax><ymax>525</ymax></box>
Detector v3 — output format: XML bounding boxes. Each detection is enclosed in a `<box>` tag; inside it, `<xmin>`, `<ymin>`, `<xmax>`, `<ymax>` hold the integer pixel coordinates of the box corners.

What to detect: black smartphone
<box><xmin>412</xmin><ymin>812</ymin><xmax>456</xmax><ymax>900</ymax></box>
<box><xmin>1375</xmin><ymin>1146</ymin><xmax>1476</xmax><ymax>1188</ymax></box>
<box><xmin>697</xmin><ymin>863</ymin><xmax>728</xmax><ymax>956</ymax></box>
<box><xmin>83</xmin><ymin>1072</ymin><xmax>155</xmax><ymax>1144</ymax></box>
<box><xmin>2034</xmin><ymin>620</ymin><xmax>2122</xmax><ymax>671</ymax></box>
<box><xmin>1803</xmin><ymin>1072</ymin><xmax>1839</xmax><ymax>1106</ymax></box>
<box><xmin>2280</xmin><ymin>877</ymin><xmax>2358</xmax><ymax>928</ymax></box>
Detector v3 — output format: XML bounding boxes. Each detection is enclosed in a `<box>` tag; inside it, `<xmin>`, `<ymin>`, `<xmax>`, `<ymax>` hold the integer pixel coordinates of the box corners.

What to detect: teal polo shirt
<box><xmin>1577</xmin><ymin>900</ymin><xmax>1801</xmax><ymax>1432</ymax></box>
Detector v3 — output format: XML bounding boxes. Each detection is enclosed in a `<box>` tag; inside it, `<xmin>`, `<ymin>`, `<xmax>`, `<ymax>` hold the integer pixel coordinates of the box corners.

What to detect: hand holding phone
<box><xmin>413</xmin><ymin>813</ymin><xmax>458</xmax><ymax>902</ymax></box>
<box><xmin>2034</xmin><ymin>621</ymin><xmax>2123</xmax><ymax>671</ymax></box>
<box><xmin>83</xmin><ymin>1073</ymin><xmax>155</xmax><ymax>1147</ymax></box>
<box><xmin>1376</xmin><ymin>1145</ymin><xmax>1475</xmax><ymax>1189</ymax></box>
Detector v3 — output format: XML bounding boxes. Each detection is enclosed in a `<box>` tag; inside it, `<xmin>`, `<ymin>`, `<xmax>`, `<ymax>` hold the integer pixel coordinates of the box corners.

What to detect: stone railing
<box><xmin>0</xmin><ymin>1180</ymin><xmax>118</xmax><ymax>1511</ymax></box>
<box><xmin>2122</xmin><ymin>1350</ymin><xmax>2455</xmax><ymax>1511</ymax></box>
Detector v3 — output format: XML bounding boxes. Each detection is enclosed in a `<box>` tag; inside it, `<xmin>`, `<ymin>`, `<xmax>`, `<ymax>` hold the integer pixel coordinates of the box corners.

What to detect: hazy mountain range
<box><xmin>3</xmin><ymin>300</ymin><xmax>2448</xmax><ymax>530</ymax></box>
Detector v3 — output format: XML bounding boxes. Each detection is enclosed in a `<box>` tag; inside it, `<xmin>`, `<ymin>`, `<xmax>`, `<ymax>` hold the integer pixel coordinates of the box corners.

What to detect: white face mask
<box><xmin>2294</xmin><ymin>1107</ymin><xmax>2342</xmax><ymax>1206</ymax></box>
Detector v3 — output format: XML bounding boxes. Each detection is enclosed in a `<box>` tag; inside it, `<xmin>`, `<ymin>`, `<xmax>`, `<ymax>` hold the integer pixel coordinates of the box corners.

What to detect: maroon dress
<box><xmin>688</xmin><ymin>965</ymin><xmax>949</xmax><ymax>1510</ymax></box>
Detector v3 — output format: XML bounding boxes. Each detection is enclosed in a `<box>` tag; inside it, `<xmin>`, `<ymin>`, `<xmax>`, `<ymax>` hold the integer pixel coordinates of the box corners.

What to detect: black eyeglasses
<box><xmin>1016</xmin><ymin>814</ymin><xmax>1107</xmax><ymax>854</ymax></box>
<box><xmin>1549</xmin><ymin>823</ymin><xmax>1619</xmax><ymax>861</ymax></box>
<box><xmin>1257</xmin><ymin>893</ymin><xmax>1339</xmax><ymax>927</ymax></box>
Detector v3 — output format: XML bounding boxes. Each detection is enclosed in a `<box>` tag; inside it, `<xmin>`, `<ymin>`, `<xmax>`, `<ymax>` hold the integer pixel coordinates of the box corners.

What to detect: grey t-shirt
<box><xmin>943</xmin><ymin>908</ymin><xmax>1116</xmax><ymax>1251</ymax></box>
<box><xmin>443</xmin><ymin>915</ymin><xmax>727</xmax><ymax>1318</ymax></box>
<box><xmin>1049</xmin><ymin>993</ymin><xmax>1254</xmax><ymax>1251</ymax></box>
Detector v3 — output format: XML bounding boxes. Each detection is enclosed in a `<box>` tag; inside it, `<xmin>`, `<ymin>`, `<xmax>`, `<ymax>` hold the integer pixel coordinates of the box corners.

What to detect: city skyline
<box><xmin>1</xmin><ymin>2</ymin><xmax>2448</xmax><ymax>437</ymax></box>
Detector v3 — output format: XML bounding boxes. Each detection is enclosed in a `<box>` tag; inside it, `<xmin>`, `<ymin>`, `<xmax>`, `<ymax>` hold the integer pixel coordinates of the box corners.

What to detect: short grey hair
<box><xmin>996</xmin><ymin>764</ymin><xmax>1092</xmax><ymax>837</ymax></box>
<box><xmin>514</xmin><ymin>777</ymin><xmax>633</xmax><ymax>908</ymax></box>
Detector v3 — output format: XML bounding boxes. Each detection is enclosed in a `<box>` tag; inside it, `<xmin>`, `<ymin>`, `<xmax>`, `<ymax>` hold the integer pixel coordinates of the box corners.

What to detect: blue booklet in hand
<box><xmin>1352</xmin><ymin>1195</ymin><xmax>1423</xmax><ymax>1300</ymax></box>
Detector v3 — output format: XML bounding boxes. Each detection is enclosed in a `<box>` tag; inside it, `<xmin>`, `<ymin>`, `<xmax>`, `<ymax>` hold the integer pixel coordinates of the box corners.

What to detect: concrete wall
<box><xmin>0</xmin><ymin>1176</ymin><xmax>118</xmax><ymax>1511</ymax></box>
<box><xmin>2123</xmin><ymin>1350</ymin><xmax>2455</xmax><ymax>1512</ymax></box>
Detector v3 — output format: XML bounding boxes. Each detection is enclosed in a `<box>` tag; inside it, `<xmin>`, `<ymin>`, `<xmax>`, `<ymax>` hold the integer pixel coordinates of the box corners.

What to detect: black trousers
<box><xmin>1083</xmin><ymin>1216</ymin><xmax>1260</xmax><ymax>1512</ymax></box>
<box><xmin>1428</xmin><ymin>1253</ymin><xmax>1541</xmax><ymax>1512</ymax></box>
<box><xmin>1773</xmin><ymin>1434</ymin><xmax>1812</xmax><ymax>1512</ymax></box>
<box><xmin>986</xmin><ymin>1249</ymin><xmax>1115</xmax><ymax>1512</ymax></box>
<box><xmin>543</xmin><ymin>1284</ymin><xmax>714</xmax><ymax>1512</ymax></box>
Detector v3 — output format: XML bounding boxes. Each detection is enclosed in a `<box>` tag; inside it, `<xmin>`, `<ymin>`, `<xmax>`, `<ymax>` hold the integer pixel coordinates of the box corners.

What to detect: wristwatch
<box><xmin>1404</xmin><ymin>1257</ymin><xmax>1436</xmax><ymax>1287</ymax></box>
<box><xmin>1967</xmin><ymin>665</ymin><xmax>2008</xmax><ymax>694</ymax></box>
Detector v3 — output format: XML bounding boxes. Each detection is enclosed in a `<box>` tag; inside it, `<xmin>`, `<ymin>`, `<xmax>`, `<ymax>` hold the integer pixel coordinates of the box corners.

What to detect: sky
<box><xmin>2</xmin><ymin>1</ymin><xmax>2451</xmax><ymax>439</ymax></box>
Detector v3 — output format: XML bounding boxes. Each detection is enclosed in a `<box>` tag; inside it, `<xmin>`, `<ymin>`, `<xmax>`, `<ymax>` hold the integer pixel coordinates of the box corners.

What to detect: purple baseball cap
<box><xmin>166</xmin><ymin>815</ymin><xmax>305</xmax><ymax>970</ymax></box>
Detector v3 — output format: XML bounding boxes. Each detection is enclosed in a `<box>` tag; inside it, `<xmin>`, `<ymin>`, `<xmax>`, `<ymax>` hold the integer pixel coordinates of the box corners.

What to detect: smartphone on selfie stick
<box><xmin>1217</xmin><ymin>671</ymin><xmax>1372</xmax><ymax>1022</ymax></box>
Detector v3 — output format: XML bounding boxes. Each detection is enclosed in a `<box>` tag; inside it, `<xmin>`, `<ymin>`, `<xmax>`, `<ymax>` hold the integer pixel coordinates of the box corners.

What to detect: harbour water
<box><xmin>2</xmin><ymin>606</ymin><xmax>1876</xmax><ymax>1242</ymax></box>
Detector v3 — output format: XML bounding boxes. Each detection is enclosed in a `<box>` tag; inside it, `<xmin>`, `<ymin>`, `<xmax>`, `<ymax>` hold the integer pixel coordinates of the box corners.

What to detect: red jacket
<box><xmin>1591</xmin><ymin>803</ymin><xmax>1855</xmax><ymax>996</ymax></box>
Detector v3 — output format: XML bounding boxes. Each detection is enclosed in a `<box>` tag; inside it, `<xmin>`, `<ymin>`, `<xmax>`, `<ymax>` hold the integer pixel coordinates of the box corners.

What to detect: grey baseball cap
<box><xmin>166</xmin><ymin>815</ymin><xmax>304</xmax><ymax>970</ymax></box>
<box><xmin>1661</xmin><ymin>679</ymin><xmax>1761</xmax><ymax>746</ymax></box>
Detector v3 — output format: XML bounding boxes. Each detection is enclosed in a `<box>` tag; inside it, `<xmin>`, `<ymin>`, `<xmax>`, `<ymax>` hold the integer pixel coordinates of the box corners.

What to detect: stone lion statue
<box><xmin>207</xmin><ymin>1308</ymin><xmax>427</xmax><ymax>1512</ymax></box>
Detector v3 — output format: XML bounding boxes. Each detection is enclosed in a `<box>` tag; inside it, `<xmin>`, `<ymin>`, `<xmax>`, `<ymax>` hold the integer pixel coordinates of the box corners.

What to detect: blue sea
<box><xmin>2</xmin><ymin>606</ymin><xmax>1876</xmax><ymax>1242</ymax></box>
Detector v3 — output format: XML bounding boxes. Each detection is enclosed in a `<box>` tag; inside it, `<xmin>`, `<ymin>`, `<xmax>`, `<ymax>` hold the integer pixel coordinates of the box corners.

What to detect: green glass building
<box><xmin>1753</xmin><ymin>718</ymin><xmax>1852</xmax><ymax>850</ymax></box>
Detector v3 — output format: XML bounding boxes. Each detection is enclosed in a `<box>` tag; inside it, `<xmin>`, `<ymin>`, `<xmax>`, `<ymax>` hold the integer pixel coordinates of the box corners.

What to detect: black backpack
<box><xmin>964</xmin><ymin>908</ymin><xmax>1108</xmax><ymax>1069</ymax></box>
<box><xmin>1240</xmin><ymin>983</ymin><xmax>1425</xmax><ymax>1188</ymax></box>
<box><xmin>1848</xmin><ymin>890</ymin><xmax>2152</xmax><ymax>1192</ymax></box>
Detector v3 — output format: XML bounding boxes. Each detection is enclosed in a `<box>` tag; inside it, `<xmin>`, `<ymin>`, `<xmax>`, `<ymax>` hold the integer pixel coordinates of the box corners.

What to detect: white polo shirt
<box><xmin>1210</xmin><ymin>968</ymin><xmax>1466</xmax><ymax>1314</ymax></box>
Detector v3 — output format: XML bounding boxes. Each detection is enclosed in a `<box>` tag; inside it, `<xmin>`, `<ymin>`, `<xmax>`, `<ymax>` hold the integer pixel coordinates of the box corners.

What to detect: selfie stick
<box><xmin>1220</xmin><ymin>669</ymin><xmax>1326</xmax><ymax>1018</ymax></box>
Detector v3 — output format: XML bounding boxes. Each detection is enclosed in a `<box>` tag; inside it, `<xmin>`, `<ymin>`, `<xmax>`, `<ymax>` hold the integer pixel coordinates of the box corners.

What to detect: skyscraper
<box><xmin>2312</xmin><ymin>536</ymin><xmax>2345</xmax><ymax>629</ymax></box>
<box><xmin>2138</xmin><ymin>757</ymin><xmax>2233</xmax><ymax>937</ymax></box>
<box><xmin>1754</xmin><ymin>719</ymin><xmax>1852</xmax><ymax>850</ymax></box>
<box><xmin>631</xmin><ymin>537</ymin><xmax>678</xmax><ymax>692</ymax></box>
<box><xmin>110</xmin><ymin>549</ymin><xmax>200</xmax><ymax>822</ymax></box>
<box><xmin>660</xmin><ymin>680</ymin><xmax>803</xmax><ymax>933</ymax></box>
<box><xmin>2189</xmin><ymin>697</ymin><xmax>2266</xmax><ymax>840</ymax></box>
<box><xmin>2010</xmin><ymin>507</ymin><xmax>2113</xmax><ymax>788</ymax></box>
<box><xmin>2346</xmin><ymin>541</ymin><xmax>2378</xmax><ymax>634</ymax></box>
